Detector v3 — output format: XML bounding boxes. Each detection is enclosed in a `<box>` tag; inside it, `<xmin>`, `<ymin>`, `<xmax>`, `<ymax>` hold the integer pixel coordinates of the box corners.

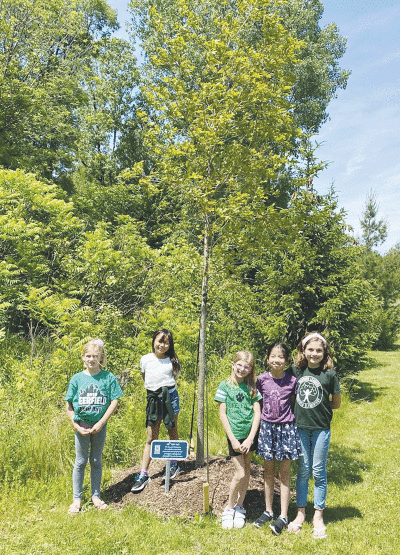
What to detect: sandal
<box><xmin>288</xmin><ymin>522</ymin><xmax>302</xmax><ymax>533</ymax></box>
<box><xmin>92</xmin><ymin>497</ymin><xmax>108</xmax><ymax>510</ymax></box>
<box><xmin>68</xmin><ymin>502</ymin><xmax>81</xmax><ymax>515</ymax></box>
<box><xmin>313</xmin><ymin>526</ymin><xmax>327</xmax><ymax>539</ymax></box>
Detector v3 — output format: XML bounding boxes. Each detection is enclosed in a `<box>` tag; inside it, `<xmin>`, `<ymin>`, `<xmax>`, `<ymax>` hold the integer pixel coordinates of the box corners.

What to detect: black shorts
<box><xmin>227</xmin><ymin>434</ymin><xmax>258</xmax><ymax>457</ymax></box>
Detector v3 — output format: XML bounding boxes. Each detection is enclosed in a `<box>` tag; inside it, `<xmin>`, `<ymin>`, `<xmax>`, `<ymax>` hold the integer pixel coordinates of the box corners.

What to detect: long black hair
<box><xmin>152</xmin><ymin>328</ymin><xmax>180</xmax><ymax>374</ymax></box>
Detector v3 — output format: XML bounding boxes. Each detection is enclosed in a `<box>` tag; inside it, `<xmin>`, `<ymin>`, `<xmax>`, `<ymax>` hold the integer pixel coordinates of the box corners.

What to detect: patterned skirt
<box><xmin>256</xmin><ymin>420</ymin><xmax>302</xmax><ymax>461</ymax></box>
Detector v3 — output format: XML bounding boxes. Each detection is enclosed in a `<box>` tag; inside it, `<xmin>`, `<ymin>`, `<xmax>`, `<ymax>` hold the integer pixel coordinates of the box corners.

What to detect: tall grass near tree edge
<box><xmin>1</xmin><ymin>349</ymin><xmax>399</xmax><ymax>554</ymax></box>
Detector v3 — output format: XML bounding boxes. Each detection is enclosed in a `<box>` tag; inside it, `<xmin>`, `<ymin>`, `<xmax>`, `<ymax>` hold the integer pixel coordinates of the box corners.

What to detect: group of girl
<box><xmin>215</xmin><ymin>333</ymin><xmax>340</xmax><ymax>538</ymax></box>
<box><xmin>65</xmin><ymin>329</ymin><xmax>340</xmax><ymax>541</ymax></box>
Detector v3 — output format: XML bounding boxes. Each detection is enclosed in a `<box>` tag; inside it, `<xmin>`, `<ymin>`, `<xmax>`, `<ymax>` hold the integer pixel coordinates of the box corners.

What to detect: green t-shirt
<box><xmin>291</xmin><ymin>365</ymin><xmax>340</xmax><ymax>430</ymax></box>
<box><xmin>215</xmin><ymin>380</ymin><xmax>262</xmax><ymax>440</ymax></box>
<box><xmin>65</xmin><ymin>370</ymin><xmax>123</xmax><ymax>425</ymax></box>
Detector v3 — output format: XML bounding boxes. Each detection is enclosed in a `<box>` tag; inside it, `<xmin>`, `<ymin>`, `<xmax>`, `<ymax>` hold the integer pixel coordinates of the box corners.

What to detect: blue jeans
<box><xmin>296</xmin><ymin>428</ymin><xmax>331</xmax><ymax>510</ymax></box>
<box><xmin>73</xmin><ymin>424</ymin><xmax>107</xmax><ymax>499</ymax></box>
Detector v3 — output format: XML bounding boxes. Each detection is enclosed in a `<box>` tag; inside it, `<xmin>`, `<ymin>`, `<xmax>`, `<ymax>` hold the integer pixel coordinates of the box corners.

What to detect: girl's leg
<box><xmin>167</xmin><ymin>414</ymin><xmax>179</xmax><ymax>440</ymax></box>
<box><xmin>140</xmin><ymin>419</ymin><xmax>161</xmax><ymax>472</ymax></box>
<box><xmin>278</xmin><ymin>459</ymin><xmax>291</xmax><ymax>520</ymax></box>
<box><xmin>89</xmin><ymin>425</ymin><xmax>107</xmax><ymax>502</ymax></box>
<box><xmin>236</xmin><ymin>450</ymin><xmax>252</xmax><ymax>507</ymax></box>
<box><xmin>72</xmin><ymin>431</ymin><xmax>90</xmax><ymax>505</ymax></box>
<box><xmin>227</xmin><ymin>454</ymin><xmax>247</xmax><ymax>509</ymax></box>
<box><xmin>310</xmin><ymin>429</ymin><xmax>331</xmax><ymax>535</ymax></box>
<box><xmin>288</xmin><ymin>428</ymin><xmax>311</xmax><ymax>530</ymax></box>
<box><xmin>263</xmin><ymin>459</ymin><xmax>275</xmax><ymax>515</ymax></box>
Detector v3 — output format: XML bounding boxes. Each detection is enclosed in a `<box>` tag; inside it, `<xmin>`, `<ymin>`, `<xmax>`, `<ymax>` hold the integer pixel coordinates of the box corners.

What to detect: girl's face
<box><xmin>153</xmin><ymin>333</ymin><xmax>170</xmax><ymax>358</ymax></box>
<box><xmin>82</xmin><ymin>346</ymin><xmax>101</xmax><ymax>373</ymax></box>
<box><xmin>304</xmin><ymin>340</ymin><xmax>325</xmax><ymax>368</ymax></box>
<box><xmin>232</xmin><ymin>360</ymin><xmax>253</xmax><ymax>383</ymax></box>
<box><xmin>267</xmin><ymin>346</ymin><xmax>287</xmax><ymax>374</ymax></box>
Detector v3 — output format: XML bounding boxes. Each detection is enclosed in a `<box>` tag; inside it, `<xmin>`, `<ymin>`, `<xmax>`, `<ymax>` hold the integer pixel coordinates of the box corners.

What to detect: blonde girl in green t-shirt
<box><xmin>215</xmin><ymin>351</ymin><xmax>262</xmax><ymax>529</ymax></box>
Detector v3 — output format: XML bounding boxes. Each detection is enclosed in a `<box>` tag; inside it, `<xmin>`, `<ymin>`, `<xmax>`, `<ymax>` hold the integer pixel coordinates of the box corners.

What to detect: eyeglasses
<box><xmin>235</xmin><ymin>363</ymin><xmax>252</xmax><ymax>371</ymax></box>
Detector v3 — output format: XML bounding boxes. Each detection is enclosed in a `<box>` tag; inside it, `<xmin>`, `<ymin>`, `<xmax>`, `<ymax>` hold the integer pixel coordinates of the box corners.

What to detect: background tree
<box><xmin>359</xmin><ymin>192</ymin><xmax>400</xmax><ymax>349</ymax></box>
<box><xmin>0</xmin><ymin>0</ymin><xmax>118</xmax><ymax>191</ymax></box>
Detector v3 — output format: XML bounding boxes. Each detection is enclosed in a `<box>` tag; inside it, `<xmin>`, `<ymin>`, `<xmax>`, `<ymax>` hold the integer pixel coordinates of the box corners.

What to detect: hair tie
<box><xmin>302</xmin><ymin>333</ymin><xmax>327</xmax><ymax>348</ymax></box>
<box><xmin>93</xmin><ymin>338</ymin><xmax>104</xmax><ymax>347</ymax></box>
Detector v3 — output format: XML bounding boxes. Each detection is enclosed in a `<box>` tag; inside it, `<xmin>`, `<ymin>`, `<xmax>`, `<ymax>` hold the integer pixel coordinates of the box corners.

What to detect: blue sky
<box><xmin>108</xmin><ymin>0</ymin><xmax>399</xmax><ymax>253</ymax></box>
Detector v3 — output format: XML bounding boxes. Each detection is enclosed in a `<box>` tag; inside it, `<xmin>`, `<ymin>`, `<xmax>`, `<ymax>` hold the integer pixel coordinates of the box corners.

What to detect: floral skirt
<box><xmin>256</xmin><ymin>420</ymin><xmax>302</xmax><ymax>461</ymax></box>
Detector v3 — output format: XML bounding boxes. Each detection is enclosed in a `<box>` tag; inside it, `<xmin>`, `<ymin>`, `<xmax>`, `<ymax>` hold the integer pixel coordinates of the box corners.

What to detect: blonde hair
<box><xmin>229</xmin><ymin>350</ymin><xmax>257</xmax><ymax>398</ymax></box>
<box><xmin>81</xmin><ymin>339</ymin><xmax>107</xmax><ymax>367</ymax></box>
<box><xmin>294</xmin><ymin>331</ymin><xmax>333</xmax><ymax>371</ymax></box>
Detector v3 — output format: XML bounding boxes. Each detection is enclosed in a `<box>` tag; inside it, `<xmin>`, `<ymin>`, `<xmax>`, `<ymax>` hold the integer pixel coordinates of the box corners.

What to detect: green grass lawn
<box><xmin>2</xmin><ymin>350</ymin><xmax>399</xmax><ymax>555</ymax></box>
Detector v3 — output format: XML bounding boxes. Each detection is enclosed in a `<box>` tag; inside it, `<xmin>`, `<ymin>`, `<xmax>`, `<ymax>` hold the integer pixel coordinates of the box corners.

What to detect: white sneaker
<box><xmin>234</xmin><ymin>506</ymin><xmax>246</xmax><ymax>528</ymax></box>
<box><xmin>221</xmin><ymin>507</ymin><xmax>235</xmax><ymax>529</ymax></box>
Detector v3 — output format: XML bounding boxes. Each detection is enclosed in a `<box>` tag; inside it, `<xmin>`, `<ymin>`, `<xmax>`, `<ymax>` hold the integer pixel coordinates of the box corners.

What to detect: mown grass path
<box><xmin>1</xmin><ymin>350</ymin><xmax>399</xmax><ymax>554</ymax></box>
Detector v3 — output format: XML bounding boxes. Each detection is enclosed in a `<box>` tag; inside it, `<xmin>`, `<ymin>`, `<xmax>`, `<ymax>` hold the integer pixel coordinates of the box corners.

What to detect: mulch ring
<box><xmin>105</xmin><ymin>455</ymin><xmax>294</xmax><ymax>520</ymax></box>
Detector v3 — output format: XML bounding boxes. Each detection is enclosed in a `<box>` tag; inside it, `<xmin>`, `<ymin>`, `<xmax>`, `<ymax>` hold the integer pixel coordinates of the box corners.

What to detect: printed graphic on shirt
<box><xmin>236</xmin><ymin>392</ymin><xmax>244</xmax><ymax>402</ymax></box>
<box><xmin>79</xmin><ymin>383</ymin><xmax>107</xmax><ymax>416</ymax></box>
<box><xmin>266</xmin><ymin>389</ymin><xmax>281</xmax><ymax>418</ymax></box>
<box><xmin>296</xmin><ymin>376</ymin><xmax>323</xmax><ymax>409</ymax></box>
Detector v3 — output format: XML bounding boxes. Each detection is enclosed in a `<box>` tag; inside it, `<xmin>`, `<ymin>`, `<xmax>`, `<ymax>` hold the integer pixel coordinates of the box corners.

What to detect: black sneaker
<box><xmin>131</xmin><ymin>473</ymin><xmax>150</xmax><ymax>492</ymax></box>
<box><xmin>253</xmin><ymin>511</ymin><xmax>274</xmax><ymax>528</ymax></box>
<box><xmin>162</xmin><ymin>463</ymin><xmax>181</xmax><ymax>481</ymax></box>
<box><xmin>270</xmin><ymin>516</ymin><xmax>288</xmax><ymax>535</ymax></box>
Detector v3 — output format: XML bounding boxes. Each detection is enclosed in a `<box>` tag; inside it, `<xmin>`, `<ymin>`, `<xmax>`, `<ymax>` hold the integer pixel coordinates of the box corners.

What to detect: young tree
<box><xmin>130</xmin><ymin>0</ymin><xmax>305</xmax><ymax>465</ymax></box>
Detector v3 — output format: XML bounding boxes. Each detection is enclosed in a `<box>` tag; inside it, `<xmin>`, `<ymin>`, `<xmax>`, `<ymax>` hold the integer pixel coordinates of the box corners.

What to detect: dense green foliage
<box><xmin>1</xmin><ymin>0</ymin><xmax>399</xmax><ymax>495</ymax></box>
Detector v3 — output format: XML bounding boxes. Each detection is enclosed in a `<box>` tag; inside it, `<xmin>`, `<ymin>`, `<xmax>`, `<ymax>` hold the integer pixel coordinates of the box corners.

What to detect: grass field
<box><xmin>1</xmin><ymin>350</ymin><xmax>398</xmax><ymax>555</ymax></box>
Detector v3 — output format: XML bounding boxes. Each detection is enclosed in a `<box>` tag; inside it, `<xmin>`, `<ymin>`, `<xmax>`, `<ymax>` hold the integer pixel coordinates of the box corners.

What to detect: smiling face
<box><xmin>232</xmin><ymin>360</ymin><xmax>253</xmax><ymax>383</ymax></box>
<box><xmin>153</xmin><ymin>333</ymin><xmax>170</xmax><ymax>359</ymax></box>
<box><xmin>304</xmin><ymin>339</ymin><xmax>325</xmax><ymax>368</ymax></box>
<box><xmin>82</xmin><ymin>346</ymin><xmax>101</xmax><ymax>374</ymax></box>
<box><xmin>267</xmin><ymin>346</ymin><xmax>287</xmax><ymax>376</ymax></box>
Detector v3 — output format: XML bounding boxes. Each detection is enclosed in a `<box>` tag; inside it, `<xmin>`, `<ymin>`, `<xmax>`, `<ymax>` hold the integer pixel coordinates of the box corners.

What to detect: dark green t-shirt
<box><xmin>291</xmin><ymin>365</ymin><xmax>340</xmax><ymax>430</ymax></box>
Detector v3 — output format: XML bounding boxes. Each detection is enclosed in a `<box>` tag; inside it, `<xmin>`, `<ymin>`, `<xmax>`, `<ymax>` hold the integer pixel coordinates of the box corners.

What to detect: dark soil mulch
<box><xmin>105</xmin><ymin>455</ymin><xmax>293</xmax><ymax>520</ymax></box>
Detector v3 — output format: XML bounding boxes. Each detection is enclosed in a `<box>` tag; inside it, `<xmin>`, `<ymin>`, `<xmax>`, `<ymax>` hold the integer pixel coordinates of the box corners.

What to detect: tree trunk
<box><xmin>196</xmin><ymin>215</ymin><xmax>210</xmax><ymax>467</ymax></box>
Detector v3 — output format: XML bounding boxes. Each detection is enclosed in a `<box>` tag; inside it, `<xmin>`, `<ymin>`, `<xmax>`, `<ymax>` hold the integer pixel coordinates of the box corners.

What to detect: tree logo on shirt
<box><xmin>296</xmin><ymin>376</ymin><xmax>323</xmax><ymax>409</ymax></box>
<box><xmin>236</xmin><ymin>392</ymin><xmax>244</xmax><ymax>402</ymax></box>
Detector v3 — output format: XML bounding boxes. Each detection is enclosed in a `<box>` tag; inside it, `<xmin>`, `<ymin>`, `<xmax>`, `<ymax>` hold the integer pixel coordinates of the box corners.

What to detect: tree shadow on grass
<box><xmin>347</xmin><ymin>379</ymin><xmax>388</xmax><ymax>403</ymax></box>
<box><xmin>327</xmin><ymin>444</ymin><xmax>370</xmax><ymax>486</ymax></box>
<box><xmin>324</xmin><ymin>504</ymin><xmax>362</xmax><ymax>523</ymax></box>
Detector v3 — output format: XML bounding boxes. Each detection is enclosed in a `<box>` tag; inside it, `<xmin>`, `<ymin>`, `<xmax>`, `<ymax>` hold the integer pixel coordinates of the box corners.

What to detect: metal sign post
<box><xmin>150</xmin><ymin>440</ymin><xmax>189</xmax><ymax>492</ymax></box>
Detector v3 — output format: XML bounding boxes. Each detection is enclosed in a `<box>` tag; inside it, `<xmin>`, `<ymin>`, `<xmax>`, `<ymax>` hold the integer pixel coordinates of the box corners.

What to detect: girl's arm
<box><xmin>241</xmin><ymin>400</ymin><xmax>261</xmax><ymax>453</ymax></box>
<box><xmin>66</xmin><ymin>401</ymin><xmax>91</xmax><ymax>436</ymax></box>
<box><xmin>90</xmin><ymin>399</ymin><xmax>119</xmax><ymax>434</ymax></box>
<box><xmin>330</xmin><ymin>393</ymin><xmax>341</xmax><ymax>409</ymax></box>
<box><xmin>218</xmin><ymin>402</ymin><xmax>242</xmax><ymax>453</ymax></box>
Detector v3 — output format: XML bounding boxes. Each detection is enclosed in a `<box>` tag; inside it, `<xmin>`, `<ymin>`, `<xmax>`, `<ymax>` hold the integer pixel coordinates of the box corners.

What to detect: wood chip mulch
<box><xmin>104</xmin><ymin>455</ymin><xmax>294</xmax><ymax>520</ymax></box>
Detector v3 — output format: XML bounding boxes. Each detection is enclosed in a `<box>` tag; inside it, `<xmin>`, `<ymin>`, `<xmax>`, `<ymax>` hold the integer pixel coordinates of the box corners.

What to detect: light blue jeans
<box><xmin>296</xmin><ymin>428</ymin><xmax>331</xmax><ymax>510</ymax></box>
<box><xmin>73</xmin><ymin>424</ymin><xmax>107</xmax><ymax>499</ymax></box>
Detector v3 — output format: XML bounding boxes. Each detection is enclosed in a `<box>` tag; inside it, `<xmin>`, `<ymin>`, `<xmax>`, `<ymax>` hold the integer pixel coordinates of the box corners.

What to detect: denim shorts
<box><xmin>169</xmin><ymin>387</ymin><xmax>180</xmax><ymax>414</ymax></box>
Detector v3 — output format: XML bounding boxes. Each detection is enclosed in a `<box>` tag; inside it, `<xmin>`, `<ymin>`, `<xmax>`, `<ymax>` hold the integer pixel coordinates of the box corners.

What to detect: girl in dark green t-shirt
<box><xmin>288</xmin><ymin>332</ymin><xmax>341</xmax><ymax>540</ymax></box>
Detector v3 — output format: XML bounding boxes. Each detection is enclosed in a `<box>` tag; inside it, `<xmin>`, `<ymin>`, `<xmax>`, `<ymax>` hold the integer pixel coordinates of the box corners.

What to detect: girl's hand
<box><xmin>90</xmin><ymin>421</ymin><xmax>104</xmax><ymax>435</ymax></box>
<box><xmin>231</xmin><ymin>439</ymin><xmax>242</xmax><ymax>453</ymax></box>
<box><xmin>241</xmin><ymin>437</ymin><xmax>253</xmax><ymax>454</ymax></box>
<box><xmin>74</xmin><ymin>423</ymin><xmax>91</xmax><ymax>436</ymax></box>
